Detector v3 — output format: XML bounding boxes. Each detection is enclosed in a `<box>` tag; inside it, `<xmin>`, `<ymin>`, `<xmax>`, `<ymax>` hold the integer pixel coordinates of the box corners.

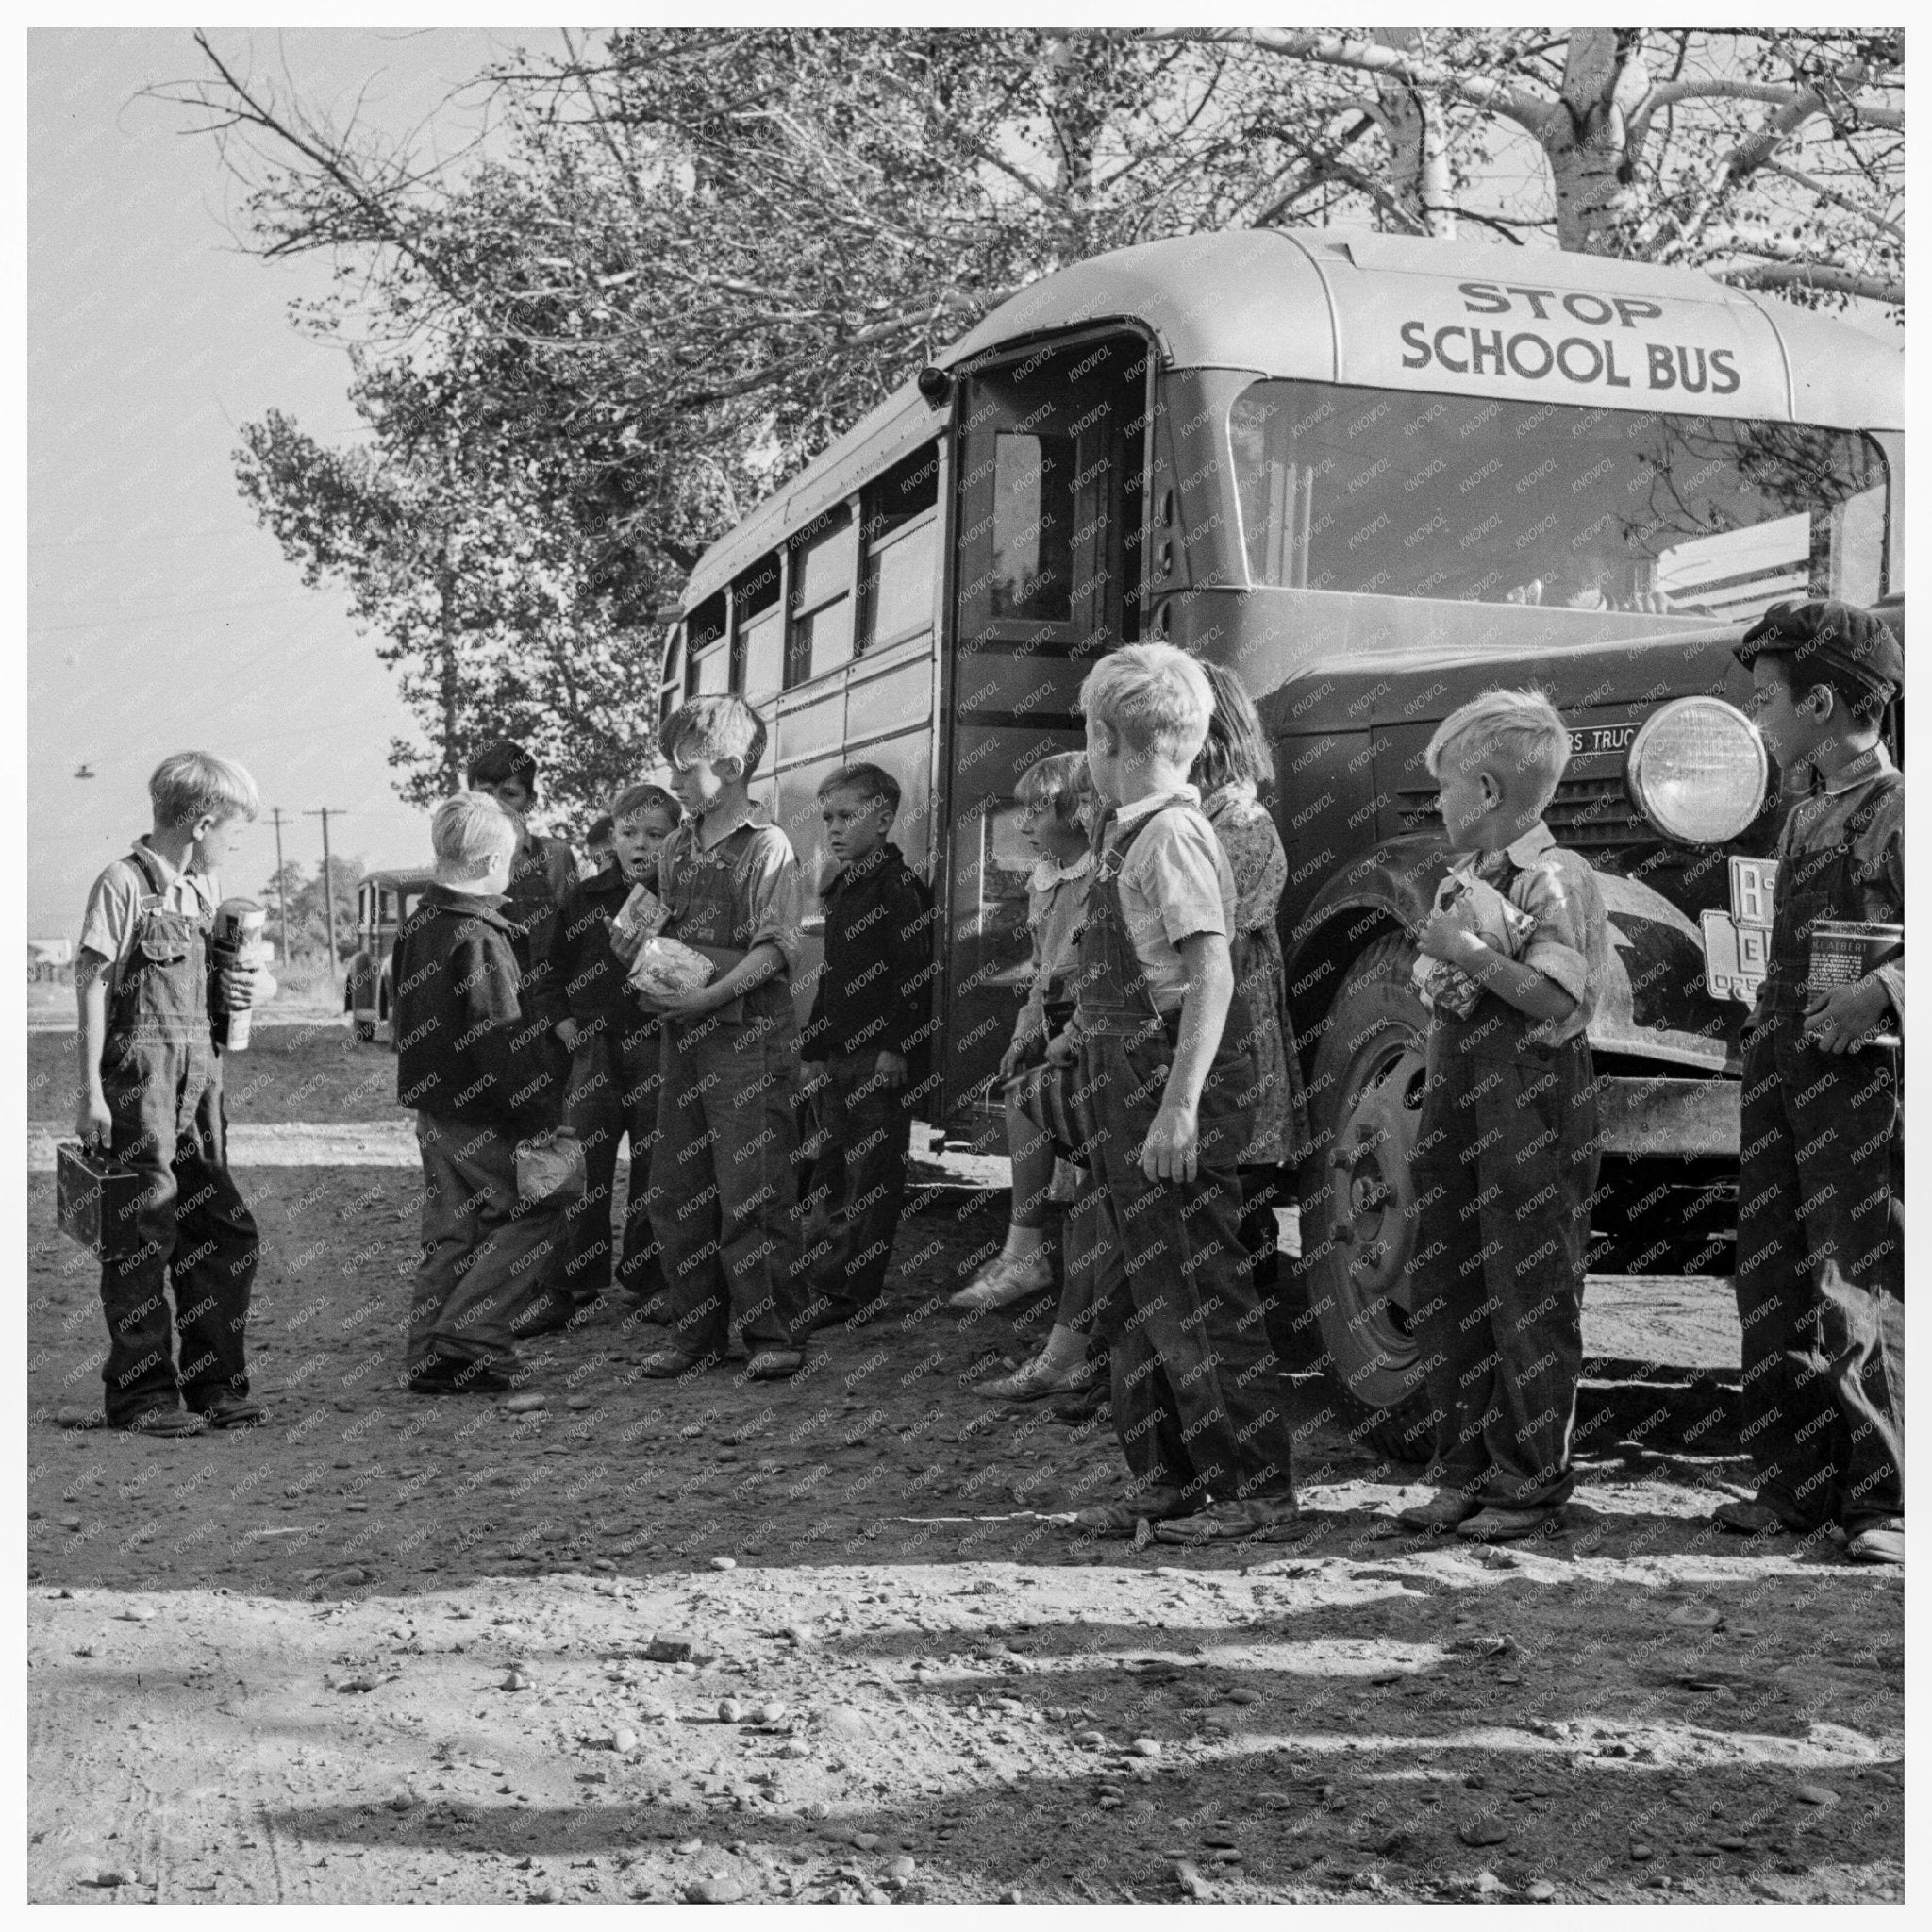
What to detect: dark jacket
<box><xmin>801</xmin><ymin>842</ymin><xmax>936</xmax><ymax>1074</ymax></box>
<box><xmin>391</xmin><ymin>883</ymin><xmax>562</xmax><ymax>1134</ymax></box>
<box><xmin>549</xmin><ymin>863</ymin><xmax>656</xmax><ymax>1038</ymax></box>
<box><xmin>501</xmin><ymin>830</ymin><xmax>577</xmax><ymax>1035</ymax></box>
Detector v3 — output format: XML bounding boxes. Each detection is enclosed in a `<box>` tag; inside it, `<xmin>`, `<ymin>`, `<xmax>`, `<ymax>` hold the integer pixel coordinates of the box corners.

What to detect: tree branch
<box><xmin>1713</xmin><ymin>259</ymin><xmax>1903</xmax><ymax>304</ymax></box>
<box><xmin>1149</xmin><ymin>25</ymin><xmax>1553</xmax><ymax>136</ymax></box>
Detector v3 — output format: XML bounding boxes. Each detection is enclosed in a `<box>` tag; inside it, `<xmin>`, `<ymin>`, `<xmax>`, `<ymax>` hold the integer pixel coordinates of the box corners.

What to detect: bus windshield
<box><xmin>1229</xmin><ymin>380</ymin><xmax>1889</xmax><ymax>625</ymax></box>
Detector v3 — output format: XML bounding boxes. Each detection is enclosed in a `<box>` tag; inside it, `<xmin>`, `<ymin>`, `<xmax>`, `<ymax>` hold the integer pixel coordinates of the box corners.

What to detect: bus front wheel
<box><xmin>1296</xmin><ymin>933</ymin><xmax>1441</xmax><ymax>1467</ymax></box>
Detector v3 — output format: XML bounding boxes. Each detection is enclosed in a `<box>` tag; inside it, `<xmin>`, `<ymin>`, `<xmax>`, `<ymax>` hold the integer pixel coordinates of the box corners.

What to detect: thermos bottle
<box><xmin>212</xmin><ymin>899</ymin><xmax>269</xmax><ymax>1050</ymax></box>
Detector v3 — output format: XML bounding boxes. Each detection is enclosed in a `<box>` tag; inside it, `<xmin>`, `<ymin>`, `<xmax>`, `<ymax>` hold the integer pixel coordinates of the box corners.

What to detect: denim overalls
<box><xmin>97</xmin><ymin>843</ymin><xmax>258</xmax><ymax>1424</ymax></box>
<box><xmin>1074</xmin><ymin>800</ymin><xmax>1295</xmax><ymax>1507</ymax></box>
<box><xmin>1407</xmin><ymin>855</ymin><xmax>1599</xmax><ymax>1511</ymax></box>
<box><xmin>1734</xmin><ymin>773</ymin><xmax>1904</xmax><ymax>1534</ymax></box>
<box><xmin>647</xmin><ymin>824</ymin><xmax>806</xmax><ymax>1357</ymax></box>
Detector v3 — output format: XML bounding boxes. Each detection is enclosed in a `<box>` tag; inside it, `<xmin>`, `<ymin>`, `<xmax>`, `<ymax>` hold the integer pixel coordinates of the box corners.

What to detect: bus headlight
<box><xmin>1624</xmin><ymin>697</ymin><xmax>1768</xmax><ymax>846</ymax></box>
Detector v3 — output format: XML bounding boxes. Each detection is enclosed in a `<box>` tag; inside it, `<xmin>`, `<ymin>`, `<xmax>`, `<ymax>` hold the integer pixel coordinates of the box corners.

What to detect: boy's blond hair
<box><xmin>1424</xmin><ymin>688</ymin><xmax>1572</xmax><ymax>815</ymax></box>
<box><xmin>660</xmin><ymin>695</ymin><xmax>770</xmax><ymax>779</ymax></box>
<box><xmin>1015</xmin><ymin>751</ymin><xmax>1091</xmax><ymax>828</ymax></box>
<box><xmin>1078</xmin><ymin>644</ymin><xmax>1215</xmax><ymax>766</ymax></box>
<box><xmin>430</xmin><ymin>792</ymin><xmax>519</xmax><ymax>884</ymax></box>
<box><xmin>149</xmin><ymin>752</ymin><xmax>259</xmax><ymax>829</ymax></box>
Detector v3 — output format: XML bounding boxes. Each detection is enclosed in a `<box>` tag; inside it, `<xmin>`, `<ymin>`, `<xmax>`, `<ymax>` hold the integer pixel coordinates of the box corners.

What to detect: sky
<box><xmin>26</xmin><ymin>26</ymin><xmax>571</xmax><ymax>937</ymax></box>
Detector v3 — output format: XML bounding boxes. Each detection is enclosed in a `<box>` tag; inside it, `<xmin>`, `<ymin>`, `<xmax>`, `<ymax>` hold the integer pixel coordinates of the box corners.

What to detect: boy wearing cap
<box><xmin>1721</xmin><ymin>600</ymin><xmax>1904</xmax><ymax>1566</ymax></box>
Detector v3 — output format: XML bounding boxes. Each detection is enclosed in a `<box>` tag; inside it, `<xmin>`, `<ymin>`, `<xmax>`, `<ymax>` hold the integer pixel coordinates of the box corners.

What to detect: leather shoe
<box><xmin>1844</xmin><ymin>1519</ymin><xmax>1904</xmax><ymax>1565</ymax></box>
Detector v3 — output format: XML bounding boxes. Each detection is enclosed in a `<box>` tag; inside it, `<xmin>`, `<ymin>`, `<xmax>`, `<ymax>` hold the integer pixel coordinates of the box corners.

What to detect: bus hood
<box><xmin>1248</xmin><ymin>593</ymin><xmax>1904</xmax><ymax>738</ymax></box>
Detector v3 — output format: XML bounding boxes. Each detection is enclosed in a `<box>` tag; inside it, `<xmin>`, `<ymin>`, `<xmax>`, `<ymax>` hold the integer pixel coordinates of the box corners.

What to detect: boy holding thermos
<box><xmin>71</xmin><ymin>753</ymin><xmax>270</xmax><ymax>1434</ymax></box>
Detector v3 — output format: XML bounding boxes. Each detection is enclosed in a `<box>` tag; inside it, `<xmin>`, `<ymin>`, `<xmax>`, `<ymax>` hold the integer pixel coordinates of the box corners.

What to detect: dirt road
<box><xmin>26</xmin><ymin>1135</ymin><xmax>1904</xmax><ymax>1904</ymax></box>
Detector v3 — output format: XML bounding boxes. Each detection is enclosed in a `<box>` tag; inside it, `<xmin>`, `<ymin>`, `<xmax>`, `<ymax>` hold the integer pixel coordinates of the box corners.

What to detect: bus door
<box><xmin>936</xmin><ymin>327</ymin><xmax>1151</xmax><ymax>1139</ymax></box>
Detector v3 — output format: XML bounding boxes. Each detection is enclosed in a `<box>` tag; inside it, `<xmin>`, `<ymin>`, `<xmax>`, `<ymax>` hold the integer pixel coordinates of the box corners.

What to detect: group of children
<box><xmin>69</xmin><ymin>611</ymin><xmax>1902</xmax><ymax>1564</ymax></box>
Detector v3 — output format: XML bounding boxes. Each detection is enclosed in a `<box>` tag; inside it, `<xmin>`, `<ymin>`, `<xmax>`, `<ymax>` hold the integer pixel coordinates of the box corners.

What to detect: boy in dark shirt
<box><xmin>798</xmin><ymin>763</ymin><xmax>935</xmax><ymax>1329</ymax></box>
<box><xmin>1721</xmin><ymin>600</ymin><xmax>1904</xmax><ymax>1566</ymax></box>
<box><xmin>549</xmin><ymin>783</ymin><xmax>682</xmax><ymax>1320</ymax></box>
<box><xmin>468</xmin><ymin>739</ymin><xmax>580</xmax><ymax>1329</ymax></box>
<box><xmin>392</xmin><ymin>792</ymin><xmax>567</xmax><ymax>1393</ymax></box>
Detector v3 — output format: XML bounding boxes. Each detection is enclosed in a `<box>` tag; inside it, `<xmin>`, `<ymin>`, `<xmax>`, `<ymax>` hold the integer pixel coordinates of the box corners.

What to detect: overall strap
<box><xmin>124</xmin><ymin>841</ymin><xmax>172</xmax><ymax>899</ymax></box>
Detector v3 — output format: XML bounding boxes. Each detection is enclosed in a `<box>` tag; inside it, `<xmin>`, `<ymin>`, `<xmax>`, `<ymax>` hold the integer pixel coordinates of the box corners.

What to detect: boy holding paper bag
<box><xmin>549</xmin><ymin>783</ymin><xmax>682</xmax><ymax>1318</ymax></box>
<box><xmin>614</xmin><ymin>697</ymin><xmax>812</xmax><ymax>1381</ymax></box>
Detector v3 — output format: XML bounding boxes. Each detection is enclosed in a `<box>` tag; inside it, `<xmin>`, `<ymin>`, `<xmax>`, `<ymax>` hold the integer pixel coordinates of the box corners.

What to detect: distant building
<box><xmin>28</xmin><ymin>938</ymin><xmax>73</xmax><ymax>982</ymax></box>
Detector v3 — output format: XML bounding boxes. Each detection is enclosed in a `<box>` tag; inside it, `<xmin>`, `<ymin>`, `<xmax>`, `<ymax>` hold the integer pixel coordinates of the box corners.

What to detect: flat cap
<box><xmin>1735</xmin><ymin>598</ymin><xmax>1902</xmax><ymax>697</ymax></box>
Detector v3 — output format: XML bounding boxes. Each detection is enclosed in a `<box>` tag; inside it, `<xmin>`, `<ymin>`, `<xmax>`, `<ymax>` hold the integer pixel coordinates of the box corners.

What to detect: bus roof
<box><xmin>358</xmin><ymin>866</ymin><xmax>440</xmax><ymax>891</ymax></box>
<box><xmin>682</xmin><ymin>228</ymin><xmax>1901</xmax><ymax>613</ymax></box>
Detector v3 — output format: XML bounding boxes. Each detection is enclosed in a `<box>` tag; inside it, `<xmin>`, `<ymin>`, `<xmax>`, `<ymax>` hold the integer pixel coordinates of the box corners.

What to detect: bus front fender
<box><xmin>1282</xmin><ymin>834</ymin><xmax>1449</xmax><ymax>1043</ymax></box>
<box><xmin>1284</xmin><ymin>837</ymin><xmax>1737</xmax><ymax>1080</ymax></box>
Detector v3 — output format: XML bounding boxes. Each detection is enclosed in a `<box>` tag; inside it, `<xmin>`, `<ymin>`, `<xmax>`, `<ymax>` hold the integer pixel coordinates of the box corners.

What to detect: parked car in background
<box><xmin>345</xmin><ymin>867</ymin><xmax>438</xmax><ymax>1044</ymax></box>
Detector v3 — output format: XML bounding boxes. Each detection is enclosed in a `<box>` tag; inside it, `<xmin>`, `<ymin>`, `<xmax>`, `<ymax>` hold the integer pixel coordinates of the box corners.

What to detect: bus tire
<box><xmin>1295</xmin><ymin>933</ymin><xmax>1441</xmax><ymax>1466</ymax></box>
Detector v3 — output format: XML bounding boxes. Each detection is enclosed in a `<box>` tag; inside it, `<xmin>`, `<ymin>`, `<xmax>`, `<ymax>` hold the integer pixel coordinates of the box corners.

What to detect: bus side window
<box><xmin>858</xmin><ymin>443</ymin><xmax>941</xmax><ymax>655</ymax></box>
<box><xmin>788</xmin><ymin>508</ymin><xmax>857</xmax><ymax>686</ymax></box>
<box><xmin>734</xmin><ymin>552</ymin><xmax>785</xmax><ymax>703</ymax></box>
<box><xmin>686</xmin><ymin>592</ymin><xmax>728</xmax><ymax>696</ymax></box>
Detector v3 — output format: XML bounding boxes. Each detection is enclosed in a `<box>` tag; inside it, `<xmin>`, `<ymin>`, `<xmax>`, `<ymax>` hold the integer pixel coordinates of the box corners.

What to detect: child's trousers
<box><xmin>1407</xmin><ymin>1015</ymin><xmax>1598</xmax><ymax>1512</ymax></box>
<box><xmin>1082</xmin><ymin>1024</ymin><xmax>1295</xmax><ymax>1506</ymax></box>
<box><xmin>560</xmin><ymin>1024</ymin><xmax>667</xmax><ymax>1307</ymax></box>
<box><xmin>649</xmin><ymin>1011</ymin><xmax>808</xmax><ymax>1357</ymax></box>
<box><xmin>1734</xmin><ymin>1011</ymin><xmax>1903</xmax><ymax>1534</ymax></box>
<box><xmin>410</xmin><ymin>1111</ymin><xmax>562</xmax><ymax>1371</ymax></box>
<box><xmin>800</xmin><ymin>1051</ymin><xmax>914</xmax><ymax>1317</ymax></box>
<box><xmin>98</xmin><ymin>1040</ymin><xmax>258</xmax><ymax>1424</ymax></box>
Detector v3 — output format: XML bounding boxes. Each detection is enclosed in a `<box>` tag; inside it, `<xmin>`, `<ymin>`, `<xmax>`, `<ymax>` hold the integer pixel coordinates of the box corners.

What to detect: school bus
<box><xmin>344</xmin><ymin>867</ymin><xmax>438</xmax><ymax>1043</ymax></box>
<box><xmin>661</xmin><ymin>226</ymin><xmax>1902</xmax><ymax>1450</ymax></box>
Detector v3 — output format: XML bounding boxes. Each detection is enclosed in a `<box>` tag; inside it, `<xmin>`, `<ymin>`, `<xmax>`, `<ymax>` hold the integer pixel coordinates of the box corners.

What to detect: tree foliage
<box><xmin>262</xmin><ymin>852</ymin><xmax>362</xmax><ymax>963</ymax></box>
<box><xmin>163</xmin><ymin>27</ymin><xmax>1903</xmax><ymax>821</ymax></box>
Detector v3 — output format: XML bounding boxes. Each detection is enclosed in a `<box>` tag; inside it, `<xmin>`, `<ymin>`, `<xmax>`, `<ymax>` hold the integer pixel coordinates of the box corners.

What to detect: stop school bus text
<box><xmin>1400</xmin><ymin>321</ymin><xmax>1740</xmax><ymax>396</ymax></box>
<box><xmin>1398</xmin><ymin>277</ymin><xmax>1742</xmax><ymax>396</ymax></box>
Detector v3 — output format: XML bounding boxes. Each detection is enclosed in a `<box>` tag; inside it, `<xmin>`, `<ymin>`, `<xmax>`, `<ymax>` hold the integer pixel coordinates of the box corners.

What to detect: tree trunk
<box><xmin>1371</xmin><ymin>28</ymin><xmax>1453</xmax><ymax>239</ymax></box>
<box><xmin>1543</xmin><ymin>28</ymin><xmax>1653</xmax><ymax>254</ymax></box>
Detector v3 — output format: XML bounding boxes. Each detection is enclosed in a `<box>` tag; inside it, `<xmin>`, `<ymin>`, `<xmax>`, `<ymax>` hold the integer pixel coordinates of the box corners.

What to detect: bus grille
<box><xmin>1396</xmin><ymin>775</ymin><xmax>1644</xmax><ymax>850</ymax></box>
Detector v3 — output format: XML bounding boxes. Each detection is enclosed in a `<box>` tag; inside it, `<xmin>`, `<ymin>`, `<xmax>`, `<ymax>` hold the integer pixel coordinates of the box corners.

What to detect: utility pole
<box><xmin>304</xmin><ymin>808</ymin><xmax>348</xmax><ymax>988</ymax></box>
<box><xmin>268</xmin><ymin>807</ymin><xmax>291</xmax><ymax>968</ymax></box>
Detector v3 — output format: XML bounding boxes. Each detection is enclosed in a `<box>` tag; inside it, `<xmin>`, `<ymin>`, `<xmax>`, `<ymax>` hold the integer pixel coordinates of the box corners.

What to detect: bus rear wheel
<box><xmin>1296</xmin><ymin>933</ymin><xmax>1441</xmax><ymax>1467</ymax></box>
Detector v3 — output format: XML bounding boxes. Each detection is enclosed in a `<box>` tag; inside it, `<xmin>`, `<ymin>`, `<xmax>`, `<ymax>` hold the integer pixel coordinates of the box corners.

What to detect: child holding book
<box><xmin>1720</xmin><ymin>600</ymin><xmax>1904</xmax><ymax>1566</ymax></box>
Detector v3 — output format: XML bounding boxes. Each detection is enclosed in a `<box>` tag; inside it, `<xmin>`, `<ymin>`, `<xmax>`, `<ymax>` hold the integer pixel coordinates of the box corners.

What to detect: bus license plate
<box><xmin>1700</xmin><ymin>857</ymin><xmax>1778</xmax><ymax>1004</ymax></box>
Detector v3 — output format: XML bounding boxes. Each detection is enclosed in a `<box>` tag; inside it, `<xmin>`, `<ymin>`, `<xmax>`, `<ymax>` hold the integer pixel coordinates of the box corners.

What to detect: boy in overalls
<box><xmin>73</xmin><ymin>753</ymin><xmax>268</xmax><ymax>1434</ymax></box>
<box><xmin>1398</xmin><ymin>689</ymin><xmax>1610</xmax><ymax>1543</ymax></box>
<box><xmin>1050</xmin><ymin>645</ymin><xmax>1299</xmax><ymax>1543</ymax></box>
<box><xmin>621</xmin><ymin>696</ymin><xmax>812</xmax><ymax>1382</ymax></box>
<box><xmin>1720</xmin><ymin>600</ymin><xmax>1904</xmax><ymax>1566</ymax></box>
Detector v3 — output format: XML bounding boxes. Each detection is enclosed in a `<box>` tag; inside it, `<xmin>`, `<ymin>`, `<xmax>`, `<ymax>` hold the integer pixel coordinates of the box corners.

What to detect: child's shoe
<box><xmin>1457</xmin><ymin>1503</ymin><xmax>1561</xmax><ymax>1543</ymax></box>
<box><xmin>974</xmin><ymin>1353</ymin><xmax>1098</xmax><ymax>1402</ymax></box>
<box><xmin>949</xmin><ymin>1248</ymin><xmax>1054</xmax><ymax>1311</ymax></box>
<box><xmin>1395</xmin><ymin>1489</ymin><xmax>1480</xmax><ymax>1532</ymax></box>
<box><xmin>1844</xmin><ymin>1518</ymin><xmax>1904</xmax><ymax>1565</ymax></box>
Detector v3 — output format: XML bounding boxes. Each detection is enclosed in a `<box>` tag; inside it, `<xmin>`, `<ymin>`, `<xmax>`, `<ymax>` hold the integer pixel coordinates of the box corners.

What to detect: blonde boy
<box><xmin>1055</xmin><ymin>644</ymin><xmax>1299</xmax><ymax>1544</ymax></box>
<box><xmin>73</xmin><ymin>752</ymin><xmax>268</xmax><ymax>1433</ymax></box>
<box><xmin>618</xmin><ymin>696</ymin><xmax>810</xmax><ymax>1382</ymax></box>
<box><xmin>1398</xmin><ymin>688</ymin><xmax>1610</xmax><ymax>1542</ymax></box>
